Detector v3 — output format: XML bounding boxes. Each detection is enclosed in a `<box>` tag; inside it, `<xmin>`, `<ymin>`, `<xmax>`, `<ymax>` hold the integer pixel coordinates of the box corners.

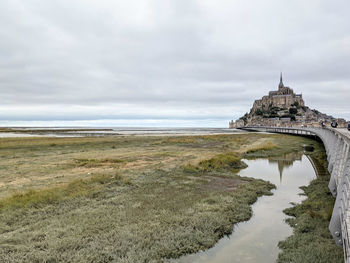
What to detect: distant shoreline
<box><xmin>0</xmin><ymin>127</ymin><xmax>247</xmax><ymax>138</ymax></box>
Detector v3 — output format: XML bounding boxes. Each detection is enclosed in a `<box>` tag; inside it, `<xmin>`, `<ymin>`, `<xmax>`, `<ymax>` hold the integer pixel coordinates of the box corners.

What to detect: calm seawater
<box><xmin>170</xmin><ymin>152</ymin><xmax>316</xmax><ymax>263</ymax></box>
<box><xmin>0</xmin><ymin>127</ymin><xmax>245</xmax><ymax>137</ymax></box>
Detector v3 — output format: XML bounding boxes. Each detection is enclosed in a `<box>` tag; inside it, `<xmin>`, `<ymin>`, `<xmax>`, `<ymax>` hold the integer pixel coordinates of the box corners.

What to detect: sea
<box><xmin>0</xmin><ymin>127</ymin><xmax>246</xmax><ymax>138</ymax></box>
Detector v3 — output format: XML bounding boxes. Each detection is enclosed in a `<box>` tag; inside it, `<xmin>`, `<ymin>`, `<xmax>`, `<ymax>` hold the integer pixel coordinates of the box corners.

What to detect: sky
<box><xmin>0</xmin><ymin>0</ymin><xmax>349</xmax><ymax>127</ymax></box>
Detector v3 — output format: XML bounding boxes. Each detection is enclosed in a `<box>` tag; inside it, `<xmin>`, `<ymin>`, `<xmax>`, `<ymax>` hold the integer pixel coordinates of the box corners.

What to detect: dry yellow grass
<box><xmin>243</xmin><ymin>140</ymin><xmax>277</xmax><ymax>154</ymax></box>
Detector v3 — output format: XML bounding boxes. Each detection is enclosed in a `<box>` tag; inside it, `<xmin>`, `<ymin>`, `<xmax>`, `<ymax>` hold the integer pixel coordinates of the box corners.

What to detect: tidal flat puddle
<box><xmin>172</xmin><ymin>152</ymin><xmax>316</xmax><ymax>263</ymax></box>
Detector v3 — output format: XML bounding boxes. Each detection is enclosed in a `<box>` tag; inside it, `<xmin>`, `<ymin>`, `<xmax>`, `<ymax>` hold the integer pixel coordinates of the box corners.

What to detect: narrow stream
<box><xmin>173</xmin><ymin>152</ymin><xmax>316</xmax><ymax>263</ymax></box>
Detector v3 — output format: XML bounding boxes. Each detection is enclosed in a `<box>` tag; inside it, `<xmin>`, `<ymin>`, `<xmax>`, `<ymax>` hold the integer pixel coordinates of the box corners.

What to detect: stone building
<box><xmin>229</xmin><ymin>119</ymin><xmax>244</xmax><ymax>128</ymax></box>
<box><xmin>229</xmin><ymin>73</ymin><xmax>348</xmax><ymax>128</ymax></box>
<box><xmin>229</xmin><ymin>120</ymin><xmax>234</xmax><ymax>128</ymax></box>
<box><xmin>250</xmin><ymin>73</ymin><xmax>305</xmax><ymax>115</ymax></box>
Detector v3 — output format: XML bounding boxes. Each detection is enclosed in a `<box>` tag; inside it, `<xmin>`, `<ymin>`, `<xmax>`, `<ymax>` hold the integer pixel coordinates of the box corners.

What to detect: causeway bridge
<box><xmin>240</xmin><ymin>126</ymin><xmax>350</xmax><ymax>262</ymax></box>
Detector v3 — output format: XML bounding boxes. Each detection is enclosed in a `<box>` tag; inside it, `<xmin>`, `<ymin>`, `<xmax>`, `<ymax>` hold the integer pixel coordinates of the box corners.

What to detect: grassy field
<box><xmin>0</xmin><ymin>133</ymin><xmax>341</xmax><ymax>262</ymax></box>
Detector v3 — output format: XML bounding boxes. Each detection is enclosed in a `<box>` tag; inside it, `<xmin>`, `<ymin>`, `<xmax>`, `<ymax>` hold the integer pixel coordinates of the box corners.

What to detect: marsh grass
<box><xmin>183</xmin><ymin>152</ymin><xmax>247</xmax><ymax>174</ymax></box>
<box><xmin>74</xmin><ymin>158</ymin><xmax>125</xmax><ymax>167</ymax></box>
<box><xmin>0</xmin><ymin>173</ymin><xmax>128</xmax><ymax>210</ymax></box>
<box><xmin>0</xmin><ymin>133</ymin><xmax>329</xmax><ymax>262</ymax></box>
<box><xmin>245</xmin><ymin>141</ymin><xmax>277</xmax><ymax>153</ymax></box>
<box><xmin>160</xmin><ymin>137</ymin><xmax>198</xmax><ymax>144</ymax></box>
<box><xmin>243</xmin><ymin>135</ymin><xmax>311</xmax><ymax>159</ymax></box>
<box><xmin>199</xmin><ymin>152</ymin><xmax>247</xmax><ymax>171</ymax></box>
<box><xmin>0</xmin><ymin>170</ymin><xmax>275</xmax><ymax>262</ymax></box>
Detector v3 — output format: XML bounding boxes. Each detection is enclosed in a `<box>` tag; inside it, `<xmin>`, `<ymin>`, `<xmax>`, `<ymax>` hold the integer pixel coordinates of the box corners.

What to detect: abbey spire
<box><xmin>278</xmin><ymin>72</ymin><xmax>284</xmax><ymax>90</ymax></box>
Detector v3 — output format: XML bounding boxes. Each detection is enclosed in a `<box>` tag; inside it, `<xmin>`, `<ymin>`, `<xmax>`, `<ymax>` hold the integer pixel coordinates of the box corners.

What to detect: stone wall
<box><xmin>229</xmin><ymin>119</ymin><xmax>245</xmax><ymax>128</ymax></box>
<box><xmin>271</xmin><ymin>95</ymin><xmax>304</xmax><ymax>108</ymax></box>
<box><xmin>250</xmin><ymin>94</ymin><xmax>305</xmax><ymax>115</ymax></box>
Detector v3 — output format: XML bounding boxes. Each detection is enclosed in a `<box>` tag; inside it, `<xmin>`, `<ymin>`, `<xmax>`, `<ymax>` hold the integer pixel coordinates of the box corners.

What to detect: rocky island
<box><xmin>230</xmin><ymin>74</ymin><xmax>347</xmax><ymax>128</ymax></box>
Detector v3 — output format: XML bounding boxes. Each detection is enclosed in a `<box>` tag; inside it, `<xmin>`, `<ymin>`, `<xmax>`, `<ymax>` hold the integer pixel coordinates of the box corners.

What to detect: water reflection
<box><xmin>268</xmin><ymin>152</ymin><xmax>303</xmax><ymax>183</ymax></box>
<box><xmin>172</xmin><ymin>152</ymin><xmax>316</xmax><ymax>263</ymax></box>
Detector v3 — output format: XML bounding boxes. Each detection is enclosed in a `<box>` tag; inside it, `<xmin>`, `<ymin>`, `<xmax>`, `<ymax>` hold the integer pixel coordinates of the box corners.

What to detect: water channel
<box><xmin>173</xmin><ymin>151</ymin><xmax>317</xmax><ymax>263</ymax></box>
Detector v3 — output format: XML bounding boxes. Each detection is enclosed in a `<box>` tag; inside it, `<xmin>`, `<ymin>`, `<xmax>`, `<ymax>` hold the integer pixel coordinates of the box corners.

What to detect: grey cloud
<box><xmin>0</xmin><ymin>0</ymin><xmax>349</xmax><ymax>126</ymax></box>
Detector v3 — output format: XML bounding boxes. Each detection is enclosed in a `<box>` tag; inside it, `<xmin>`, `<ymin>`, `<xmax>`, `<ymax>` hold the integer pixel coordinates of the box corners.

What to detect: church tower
<box><xmin>278</xmin><ymin>72</ymin><xmax>284</xmax><ymax>90</ymax></box>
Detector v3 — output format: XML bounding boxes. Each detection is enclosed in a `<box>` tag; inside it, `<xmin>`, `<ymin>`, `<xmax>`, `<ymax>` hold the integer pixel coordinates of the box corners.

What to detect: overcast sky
<box><xmin>0</xmin><ymin>0</ymin><xmax>349</xmax><ymax>127</ymax></box>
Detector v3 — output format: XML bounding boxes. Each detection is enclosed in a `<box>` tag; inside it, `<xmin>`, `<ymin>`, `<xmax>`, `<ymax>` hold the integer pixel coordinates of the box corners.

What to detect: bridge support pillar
<box><xmin>329</xmin><ymin>178</ymin><xmax>348</xmax><ymax>248</ymax></box>
<box><xmin>329</xmin><ymin>198</ymin><xmax>343</xmax><ymax>247</ymax></box>
<box><xmin>329</xmin><ymin>139</ymin><xmax>345</xmax><ymax>196</ymax></box>
<box><xmin>328</xmin><ymin>142</ymin><xmax>348</xmax><ymax>196</ymax></box>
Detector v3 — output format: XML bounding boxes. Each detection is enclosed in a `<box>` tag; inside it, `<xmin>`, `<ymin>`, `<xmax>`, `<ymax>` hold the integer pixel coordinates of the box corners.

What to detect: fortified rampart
<box><xmin>251</xmin><ymin>94</ymin><xmax>305</xmax><ymax>115</ymax></box>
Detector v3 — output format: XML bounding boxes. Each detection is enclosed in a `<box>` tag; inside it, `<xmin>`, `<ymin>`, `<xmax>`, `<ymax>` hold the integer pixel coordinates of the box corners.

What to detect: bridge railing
<box><xmin>240</xmin><ymin>126</ymin><xmax>350</xmax><ymax>262</ymax></box>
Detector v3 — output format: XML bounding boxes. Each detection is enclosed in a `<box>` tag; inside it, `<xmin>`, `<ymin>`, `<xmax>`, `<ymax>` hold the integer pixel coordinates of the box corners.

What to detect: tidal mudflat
<box><xmin>0</xmin><ymin>127</ymin><xmax>244</xmax><ymax>137</ymax></box>
<box><xmin>0</xmin><ymin>133</ymin><xmax>342</xmax><ymax>262</ymax></box>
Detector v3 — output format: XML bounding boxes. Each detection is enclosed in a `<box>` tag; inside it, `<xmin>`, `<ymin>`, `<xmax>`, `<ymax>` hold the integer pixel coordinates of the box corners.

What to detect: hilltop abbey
<box><xmin>230</xmin><ymin>74</ymin><xmax>347</xmax><ymax>128</ymax></box>
<box><xmin>251</xmin><ymin>73</ymin><xmax>304</xmax><ymax>113</ymax></box>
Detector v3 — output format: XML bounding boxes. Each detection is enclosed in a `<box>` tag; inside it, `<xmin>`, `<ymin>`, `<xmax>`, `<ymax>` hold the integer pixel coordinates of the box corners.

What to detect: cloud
<box><xmin>0</xmin><ymin>0</ymin><xmax>349</xmax><ymax>126</ymax></box>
